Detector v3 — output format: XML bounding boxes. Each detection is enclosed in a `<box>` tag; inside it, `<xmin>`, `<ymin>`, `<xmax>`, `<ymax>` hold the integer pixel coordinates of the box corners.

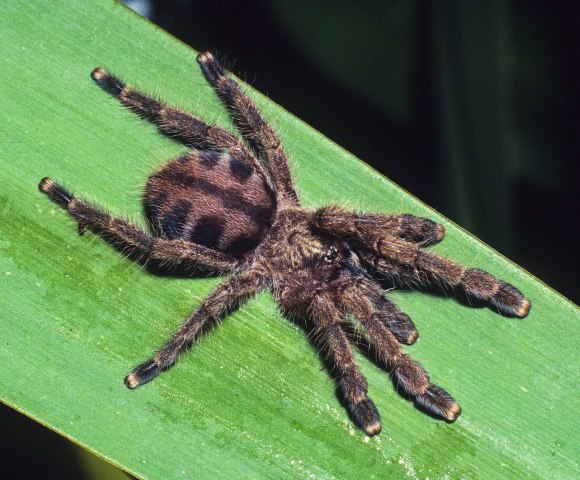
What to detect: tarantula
<box><xmin>39</xmin><ymin>52</ymin><xmax>530</xmax><ymax>436</ymax></box>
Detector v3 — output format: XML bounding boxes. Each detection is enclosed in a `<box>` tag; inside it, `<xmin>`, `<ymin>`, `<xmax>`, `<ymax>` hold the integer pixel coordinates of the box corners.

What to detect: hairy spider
<box><xmin>39</xmin><ymin>52</ymin><xmax>530</xmax><ymax>436</ymax></box>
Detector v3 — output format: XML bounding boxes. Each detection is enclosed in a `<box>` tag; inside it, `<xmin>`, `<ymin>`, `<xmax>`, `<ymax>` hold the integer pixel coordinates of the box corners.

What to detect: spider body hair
<box><xmin>39</xmin><ymin>52</ymin><xmax>530</xmax><ymax>436</ymax></box>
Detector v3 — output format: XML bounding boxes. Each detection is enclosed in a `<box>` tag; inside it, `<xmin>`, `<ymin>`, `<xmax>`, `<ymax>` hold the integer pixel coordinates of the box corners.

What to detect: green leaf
<box><xmin>1</xmin><ymin>1</ymin><xmax>577</xmax><ymax>479</ymax></box>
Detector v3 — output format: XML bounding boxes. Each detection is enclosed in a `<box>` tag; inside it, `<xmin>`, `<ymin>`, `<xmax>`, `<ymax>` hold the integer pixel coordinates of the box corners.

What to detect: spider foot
<box><xmin>461</xmin><ymin>269</ymin><xmax>531</xmax><ymax>318</ymax></box>
<box><xmin>490</xmin><ymin>282</ymin><xmax>531</xmax><ymax>318</ymax></box>
<box><xmin>415</xmin><ymin>384</ymin><xmax>461</xmax><ymax>422</ymax></box>
<box><xmin>402</xmin><ymin>328</ymin><xmax>419</xmax><ymax>345</ymax></box>
<box><xmin>38</xmin><ymin>177</ymin><xmax>73</xmax><ymax>209</ymax></box>
<box><xmin>351</xmin><ymin>398</ymin><xmax>382</xmax><ymax>436</ymax></box>
<box><xmin>386</xmin><ymin>312</ymin><xmax>419</xmax><ymax>345</ymax></box>
<box><xmin>400</xmin><ymin>214</ymin><xmax>446</xmax><ymax>246</ymax></box>
<box><xmin>90</xmin><ymin>67</ymin><xmax>125</xmax><ymax>96</ymax></box>
<box><xmin>125</xmin><ymin>359</ymin><xmax>161</xmax><ymax>389</ymax></box>
<box><xmin>197</xmin><ymin>52</ymin><xmax>225</xmax><ymax>83</ymax></box>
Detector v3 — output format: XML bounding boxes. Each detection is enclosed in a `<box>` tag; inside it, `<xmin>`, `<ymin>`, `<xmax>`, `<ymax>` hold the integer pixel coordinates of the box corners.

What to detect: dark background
<box><xmin>4</xmin><ymin>1</ymin><xmax>578</xmax><ymax>478</ymax></box>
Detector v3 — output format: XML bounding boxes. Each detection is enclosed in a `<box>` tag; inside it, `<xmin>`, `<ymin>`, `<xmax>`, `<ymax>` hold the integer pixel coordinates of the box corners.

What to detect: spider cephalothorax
<box><xmin>39</xmin><ymin>52</ymin><xmax>530</xmax><ymax>436</ymax></box>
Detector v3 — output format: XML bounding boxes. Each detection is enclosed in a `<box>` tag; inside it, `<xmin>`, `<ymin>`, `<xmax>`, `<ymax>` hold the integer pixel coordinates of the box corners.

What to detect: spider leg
<box><xmin>125</xmin><ymin>267</ymin><xmax>268</xmax><ymax>388</ymax></box>
<box><xmin>39</xmin><ymin>178</ymin><xmax>240</xmax><ymax>272</ymax></box>
<box><xmin>339</xmin><ymin>284</ymin><xmax>461</xmax><ymax>421</ymax></box>
<box><xmin>90</xmin><ymin>67</ymin><xmax>273</xmax><ymax>190</ymax></box>
<box><xmin>309</xmin><ymin>294</ymin><xmax>382</xmax><ymax>436</ymax></box>
<box><xmin>413</xmin><ymin>250</ymin><xmax>531</xmax><ymax>317</ymax></box>
<box><xmin>197</xmin><ymin>52</ymin><xmax>298</xmax><ymax>206</ymax></box>
<box><xmin>358</xmin><ymin>238</ymin><xmax>531</xmax><ymax>318</ymax></box>
<box><xmin>315</xmin><ymin>206</ymin><xmax>445</xmax><ymax>247</ymax></box>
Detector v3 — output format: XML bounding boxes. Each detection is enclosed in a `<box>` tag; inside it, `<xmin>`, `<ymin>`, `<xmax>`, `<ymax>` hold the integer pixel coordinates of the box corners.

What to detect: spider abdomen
<box><xmin>144</xmin><ymin>151</ymin><xmax>275</xmax><ymax>256</ymax></box>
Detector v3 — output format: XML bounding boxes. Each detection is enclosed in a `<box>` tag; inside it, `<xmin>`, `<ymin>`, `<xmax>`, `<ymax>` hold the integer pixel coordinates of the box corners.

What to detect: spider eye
<box><xmin>324</xmin><ymin>246</ymin><xmax>339</xmax><ymax>263</ymax></box>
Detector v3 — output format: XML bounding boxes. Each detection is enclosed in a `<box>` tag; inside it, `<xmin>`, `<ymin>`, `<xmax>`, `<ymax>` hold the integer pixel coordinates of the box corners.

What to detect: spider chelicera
<box><xmin>39</xmin><ymin>52</ymin><xmax>530</xmax><ymax>436</ymax></box>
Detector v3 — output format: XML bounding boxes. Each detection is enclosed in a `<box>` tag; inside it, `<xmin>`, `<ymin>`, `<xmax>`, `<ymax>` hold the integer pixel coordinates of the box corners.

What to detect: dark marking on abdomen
<box><xmin>199</xmin><ymin>150</ymin><xmax>220</xmax><ymax>168</ymax></box>
<box><xmin>229</xmin><ymin>157</ymin><xmax>253</xmax><ymax>181</ymax></box>
<box><xmin>159</xmin><ymin>199</ymin><xmax>192</xmax><ymax>238</ymax></box>
<box><xmin>227</xmin><ymin>233</ymin><xmax>262</xmax><ymax>254</ymax></box>
<box><xmin>189</xmin><ymin>216</ymin><xmax>225</xmax><ymax>248</ymax></box>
